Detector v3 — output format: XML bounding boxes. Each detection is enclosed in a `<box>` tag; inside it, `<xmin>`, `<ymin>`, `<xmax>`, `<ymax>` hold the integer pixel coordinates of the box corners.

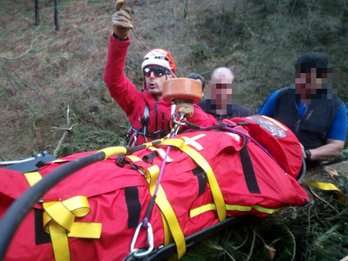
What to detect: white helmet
<box><xmin>141</xmin><ymin>49</ymin><xmax>177</xmax><ymax>74</ymax></box>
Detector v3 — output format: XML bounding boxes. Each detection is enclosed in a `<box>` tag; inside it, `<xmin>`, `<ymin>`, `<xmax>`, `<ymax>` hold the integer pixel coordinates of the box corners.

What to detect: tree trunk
<box><xmin>54</xmin><ymin>0</ymin><xmax>59</xmax><ymax>31</ymax></box>
<box><xmin>34</xmin><ymin>0</ymin><xmax>40</xmax><ymax>25</ymax></box>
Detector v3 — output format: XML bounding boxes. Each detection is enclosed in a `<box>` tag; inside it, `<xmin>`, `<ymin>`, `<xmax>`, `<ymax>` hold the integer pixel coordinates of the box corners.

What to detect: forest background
<box><xmin>0</xmin><ymin>0</ymin><xmax>348</xmax><ymax>260</ymax></box>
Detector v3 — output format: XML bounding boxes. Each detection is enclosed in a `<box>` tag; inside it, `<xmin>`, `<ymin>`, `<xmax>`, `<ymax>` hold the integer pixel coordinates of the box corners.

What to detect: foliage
<box><xmin>183</xmin><ymin>183</ymin><xmax>348</xmax><ymax>260</ymax></box>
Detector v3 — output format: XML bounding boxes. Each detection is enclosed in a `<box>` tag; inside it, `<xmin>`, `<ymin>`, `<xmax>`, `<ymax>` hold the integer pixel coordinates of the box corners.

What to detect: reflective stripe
<box><xmin>260</xmin><ymin>115</ymin><xmax>288</xmax><ymax>131</ymax></box>
<box><xmin>190</xmin><ymin>203</ymin><xmax>216</xmax><ymax>217</ymax></box>
<box><xmin>162</xmin><ymin>138</ymin><xmax>226</xmax><ymax>222</ymax></box>
<box><xmin>190</xmin><ymin>203</ymin><xmax>280</xmax><ymax>218</ymax></box>
<box><xmin>252</xmin><ymin>205</ymin><xmax>280</xmax><ymax>214</ymax></box>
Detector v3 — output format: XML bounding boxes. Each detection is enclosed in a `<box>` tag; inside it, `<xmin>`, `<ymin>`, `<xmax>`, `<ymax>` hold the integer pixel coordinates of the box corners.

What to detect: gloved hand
<box><xmin>112</xmin><ymin>0</ymin><xmax>134</xmax><ymax>39</ymax></box>
<box><xmin>176</xmin><ymin>100</ymin><xmax>194</xmax><ymax>118</ymax></box>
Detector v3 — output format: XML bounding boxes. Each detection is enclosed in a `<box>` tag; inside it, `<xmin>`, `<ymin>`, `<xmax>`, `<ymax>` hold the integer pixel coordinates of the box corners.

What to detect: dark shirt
<box><xmin>198</xmin><ymin>99</ymin><xmax>251</xmax><ymax>121</ymax></box>
<box><xmin>258</xmin><ymin>86</ymin><xmax>346</xmax><ymax>143</ymax></box>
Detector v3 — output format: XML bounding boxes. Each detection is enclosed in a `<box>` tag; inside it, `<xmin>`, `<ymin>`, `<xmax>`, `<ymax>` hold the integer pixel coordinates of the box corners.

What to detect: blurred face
<box><xmin>295</xmin><ymin>67</ymin><xmax>327</xmax><ymax>98</ymax></box>
<box><xmin>144</xmin><ymin>66</ymin><xmax>172</xmax><ymax>99</ymax></box>
<box><xmin>211</xmin><ymin>83</ymin><xmax>233</xmax><ymax>114</ymax></box>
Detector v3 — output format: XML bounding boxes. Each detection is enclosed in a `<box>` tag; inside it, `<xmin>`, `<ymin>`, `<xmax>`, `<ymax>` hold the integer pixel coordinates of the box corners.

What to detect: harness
<box><xmin>126</xmin><ymin>103</ymin><xmax>167</xmax><ymax>146</ymax></box>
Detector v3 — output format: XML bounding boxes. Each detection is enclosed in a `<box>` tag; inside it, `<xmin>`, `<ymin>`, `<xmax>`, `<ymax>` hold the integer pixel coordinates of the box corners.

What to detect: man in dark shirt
<box><xmin>198</xmin><ymin>67</ymin><xmax>251</xmax><ymax>121</ymax></box>
<box><xmin>259</xmin><ymin>52</ymin><xmax>346</xmax><ymax>164</ymax></box>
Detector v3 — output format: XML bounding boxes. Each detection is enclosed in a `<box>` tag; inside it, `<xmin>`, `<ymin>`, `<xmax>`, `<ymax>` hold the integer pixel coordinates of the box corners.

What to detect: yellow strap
<box><xmin>49</xmin><ymin>222</ymin><xmax>70</xmax><ymax>261</ymax></box>
<box><xmin>190</xmin><ymin>203</ymin><xmax>280</xmax><ymax>218</ymax></box>
<box><xmin>24</xmin><ymin>171</ymin><xmax>43</xmax><ymax>186</ymax></box>
<box><xmin>43</xmin><ymin>201</ymin><xmax>75</xmax><ymax>233</ymax></box>
<box><xmin>68</xmin><ymin>222</ymin><xmax>102</xmax><ymax>238</ymax></box>
<box><xmin>160</xmin><ymin>213</ymin><xmax>171</xmax><ymax>245</ymax></box>
<box><xmin>126</xmin><ymin>155</ymin><xmax>142</xmax><ymax>162</ymax></box>
<box><xmin>146</xmin><ymin>165</ymin><xmax>186</xmax><ymax>259</ymax></box>
<box><xmin>161</xmin><ymin>138</ymin><xmax>226</xmax><ymax>221</ymax></box>
<box><xmin>148</xmin><ymin>146</ymin><xmax>173</xmax><ymax>162</ymax></box>
<box><xmin>303</xmin><ymin>181</ymin><xmax>346</xmax><ymax>205</ymax></box>
<box><xmin>42</xmin><ymin>196</ymin><xmax>102</xmax><ymax>260</ymax></box>
<box><xmin>24</xmin><ymin>173</ymin><xmax>102</xmax><ymax>261</ymax></box>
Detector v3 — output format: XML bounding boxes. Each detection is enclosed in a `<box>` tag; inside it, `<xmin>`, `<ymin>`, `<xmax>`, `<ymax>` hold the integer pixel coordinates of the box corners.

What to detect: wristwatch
<box><xmin>305</xmin><ymin>149</ymin><xmax>312</xmax><ymax>160</ymax></box>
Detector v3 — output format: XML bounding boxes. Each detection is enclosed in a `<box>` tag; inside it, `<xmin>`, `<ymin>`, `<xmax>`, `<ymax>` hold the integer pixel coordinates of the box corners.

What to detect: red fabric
<box><xmin>103</xmin><ymin>34</ymin><xmax>218</xmax><ymax>145</ymax></box>
<box><xmin>0</xmin><ymin>126</ymin><xmax>309</xmax><ymax>261</ymax></box>
<box><xmin>230</xmin><ymin>115</ymin><xmax>303</xmax><ymax>178</ymax></box>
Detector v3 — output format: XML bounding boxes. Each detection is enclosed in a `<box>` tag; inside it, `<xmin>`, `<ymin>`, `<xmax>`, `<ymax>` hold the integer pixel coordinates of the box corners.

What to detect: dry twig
<box><xmin>52</xmin><ymin>106</ymin><xmax>77</xmax><ymax>156</ymax></box>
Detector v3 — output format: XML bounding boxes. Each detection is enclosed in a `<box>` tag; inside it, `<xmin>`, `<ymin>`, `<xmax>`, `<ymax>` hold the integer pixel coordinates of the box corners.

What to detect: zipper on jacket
<box><xmin>155</xmin><ymin>100</ymin><xmax>158</xmax><ymax>131</ymax></box>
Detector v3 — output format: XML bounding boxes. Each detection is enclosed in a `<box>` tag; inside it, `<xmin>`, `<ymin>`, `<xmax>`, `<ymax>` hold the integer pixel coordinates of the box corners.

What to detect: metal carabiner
<box><xmin>173</xmin><ymin>116</ymin><xmax>186</xmax><ymax>126</ymax></box>
<box><xmin>130</xmin><ymin>221</ymin><xmax>154</xmax><ymax>258</ymax></box>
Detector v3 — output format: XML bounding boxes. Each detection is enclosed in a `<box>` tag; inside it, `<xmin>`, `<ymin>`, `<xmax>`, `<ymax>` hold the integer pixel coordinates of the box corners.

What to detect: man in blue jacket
<box><xmin>259</xmin><ymin>52</ymin><xmax>346</xmax><ymax>165</ymax></box>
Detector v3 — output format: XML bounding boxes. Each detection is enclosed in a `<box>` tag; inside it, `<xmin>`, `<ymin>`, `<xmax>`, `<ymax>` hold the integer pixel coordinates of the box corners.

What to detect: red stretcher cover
<box><xmin>0</xmin><ymin>116</ymin><xmax>309</xmax><ymax>261</ymax></box>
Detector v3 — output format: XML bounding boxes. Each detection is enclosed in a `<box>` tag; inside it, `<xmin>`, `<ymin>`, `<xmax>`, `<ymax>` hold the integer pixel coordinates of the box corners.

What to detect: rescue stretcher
<box><xmin>0</xmin><ymin>115</ymin><xmax>310</xmax><ymax>260</ymax></box>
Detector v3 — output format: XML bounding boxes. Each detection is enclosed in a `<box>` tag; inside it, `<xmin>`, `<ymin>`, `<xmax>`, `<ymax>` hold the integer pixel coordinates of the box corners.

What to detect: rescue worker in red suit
<box><xmin>104</xmin><ymin>0</ymin><xmax>218</xmax><ymax>146</ymax></box>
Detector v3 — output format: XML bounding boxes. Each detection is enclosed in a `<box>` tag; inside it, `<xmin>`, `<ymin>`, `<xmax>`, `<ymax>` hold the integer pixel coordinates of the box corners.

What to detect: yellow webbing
<box><xmin>146</xmin><ymin>165</ymin><xmax>186</xmax><ymax>259</ymax></box>
<box><xmin>24</xmin><ymin>172</ymin><xmax>102</xmax><ymax>261</ymax></box>
<box><xmin>190</xmin><ymin>203</ymin><xmax>280</xmax><ymax>218</ymax></box>
<box><xmin>148</xmin><ymin>146</ymin><xmax>174</xmax><ymax>162</ymax></box>
<box><xmin>303</xmin><ymin>181</ymin><xmax>346</xmax><ymax>205</ymax></box>
<box><xmin>161</xmin><ymin>138</ymin><xmax>226</xmax><ymax>221</ymax></box>
<box><xmin>160</xmin><ymin>212</ymin><xmax>172</xmax><ymax>245</ymax></box>
<box><xmin>24</xmin><ymin>171</ymin><xmax>43</xmax><ymax>186</ymax></box>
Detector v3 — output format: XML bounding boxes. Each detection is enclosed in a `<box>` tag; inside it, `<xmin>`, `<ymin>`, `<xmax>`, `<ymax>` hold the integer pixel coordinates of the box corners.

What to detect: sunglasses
<box><xmin>143</xmin><ymin>67</ymin><xmax>169</xmax><ymax>77</ymax></box>
<box><xmin>296</xmin><ymin>67</ymin><xmax>329</xmax><ymax>78</ymax></box>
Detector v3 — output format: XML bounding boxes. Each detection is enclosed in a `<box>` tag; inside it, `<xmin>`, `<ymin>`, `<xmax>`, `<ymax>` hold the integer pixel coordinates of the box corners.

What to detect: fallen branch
<box><xmin>52</xmin><ymin>106</ymin><xmax>77</xmax><ymax>156</ymax></box>
<box><xmin>0</xmin><ymin>25</ymin><xmax>41</xmax><ymax>60</ymax></box>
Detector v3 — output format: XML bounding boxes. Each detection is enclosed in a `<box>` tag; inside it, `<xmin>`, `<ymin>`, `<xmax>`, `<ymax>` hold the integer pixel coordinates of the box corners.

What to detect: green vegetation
<box><xmin>1</xmin><ymin>0</ymin><xmax>347</xmax><ymax>158</ymax></box>
<box><xmin>0</xmin><ymin>0</ymin><xmax>347</xmax><ymax>260</ymax></box>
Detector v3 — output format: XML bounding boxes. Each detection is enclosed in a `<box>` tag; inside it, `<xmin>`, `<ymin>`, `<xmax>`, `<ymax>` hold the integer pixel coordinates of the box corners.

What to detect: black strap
<box><xmin>142</xmin><ymin>151</ymin><xmax>157</xmax><ymax>164</ymax></box>
<box><xmin>239</xmin><ymin>137</ymin><xmax>261</xmax><ymax>194</ymax></box>
<box><xmin>34</xmin><ymin>209</ymin><xmax>51</xmax><ymax>244</ymax></box>
<box><xmin>116</xmin><ymin>155</ymin><xmax>140</xmax><ymax>171</ymax></box>
<box><xmin>124</xmin><ymin>187</ymin><xmax>141</xmax><ymax>228</ymax></box>
<box><xmin>192</xmin><ymin>167</ymin><xmax>207</xmax><ymax>196</ymax></box>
